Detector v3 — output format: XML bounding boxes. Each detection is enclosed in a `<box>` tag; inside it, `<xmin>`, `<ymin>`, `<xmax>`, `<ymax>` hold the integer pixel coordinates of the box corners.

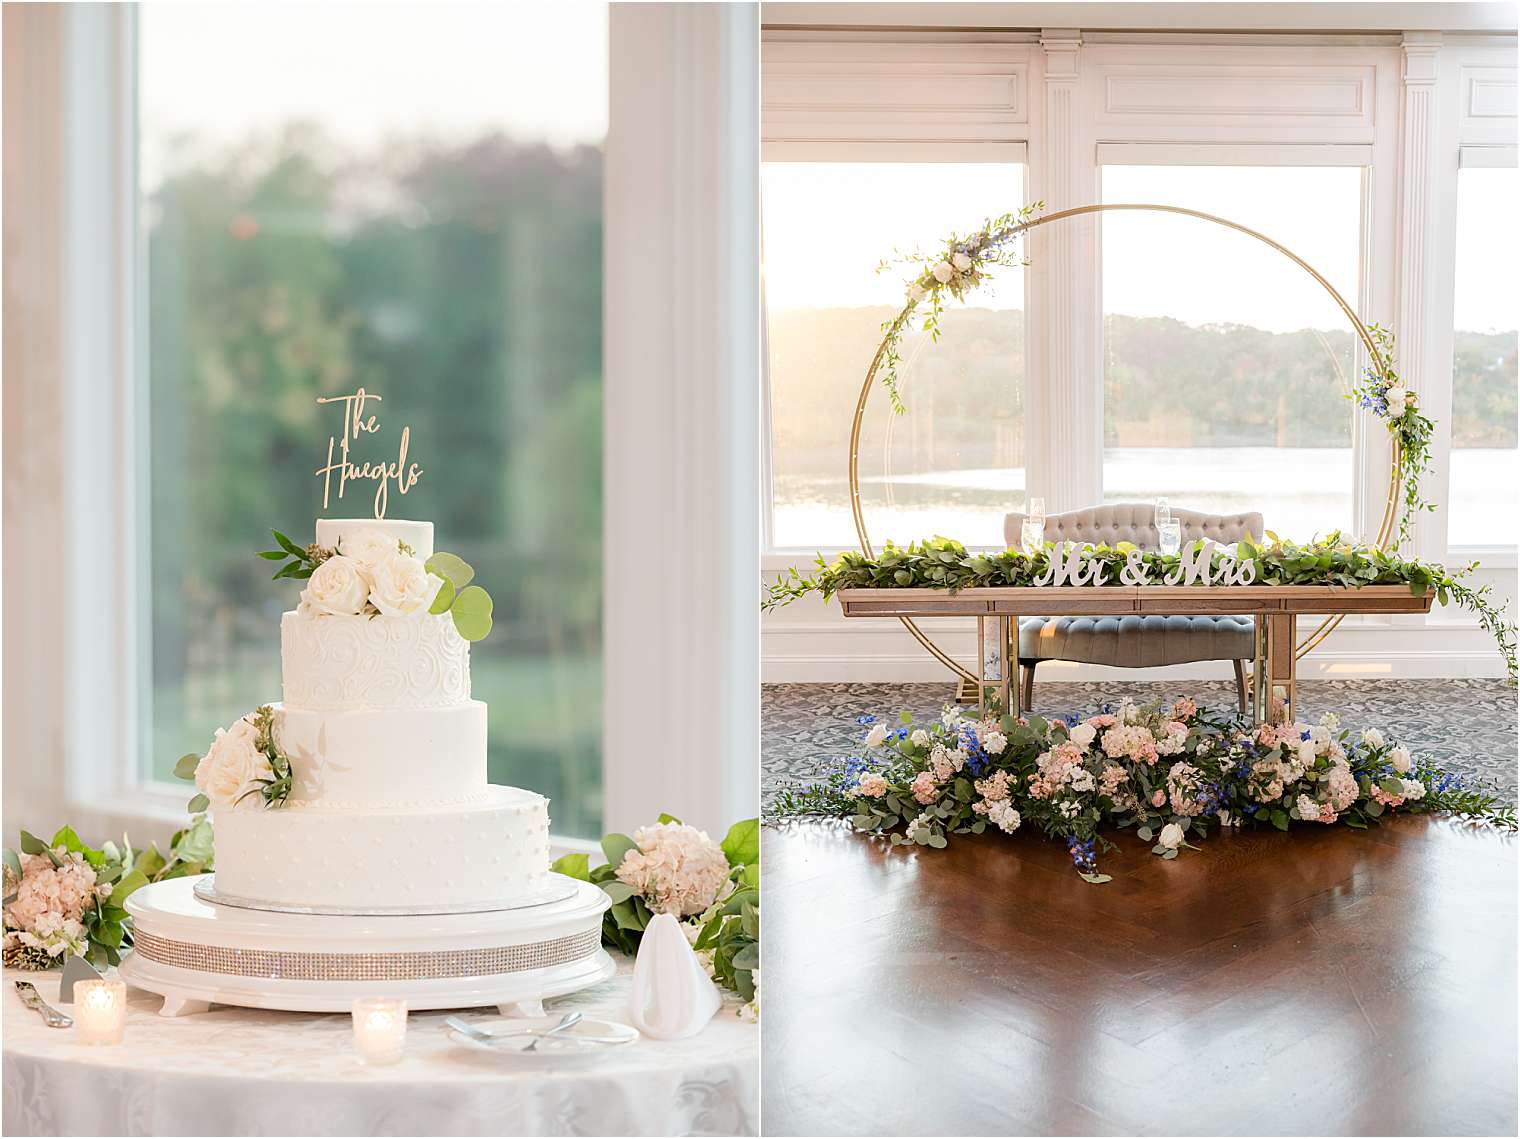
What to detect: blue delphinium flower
<box><xmin>1066</xmin><ymin>836</ymin><xmax>1098</xmax><ymax>873</ymax></box>
<box><xmin>855</xmin><ymin>714</ymin><xmax>876</xmax><ymax>726</ymax></box>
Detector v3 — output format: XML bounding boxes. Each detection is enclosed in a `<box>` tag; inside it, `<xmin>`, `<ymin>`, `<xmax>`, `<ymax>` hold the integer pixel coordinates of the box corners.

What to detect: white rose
<box><xmin>1361</xmin><ymin>727</ymin><xmax>1385</xmax><ymax>749</ymax></box>
<box><xmin>951</xmin><ymin>251</ymin><xmax>972</xmax><ymax>271</ymax></box>
<box><xmin>1389</xmin><ymin>746</ymin><xmax>1412</xmax><ymax>774</ymax></box>
<box><xmin>1067</xmin><ymin>722</ymin><xmax>1097</xmax><ymax>750</ymax></box>
<box><xmin>1297</xmin><ymin>740</ymin><xmax>1317</xmax><ymax>766</ymax></box>
<box><xmin>864</xmin><ymin>723</ymin><xmax>888</xmax><ymax>749</ymax></box>
<box><xmin>1385</xmin><ymin>384</ymin><xmax>1405</xmax><ymax>411</ymax></box>
<box><xmin>1158</xmin><ymin>823</ymin><xmax>1185</xmax><ymax>850</ymax></box>
<box><xmin>367</xmin><ymin>552</ymin><xmax>443</xmax><ymax>617</ymax></box>
<box><xmin>298</xmin><ymin>555</ymin><xmax>369</xmax><ymax>616</ymax></box>
<box><xmin>910</xmin><ymin>729</ymin><xmax>930</xmax><ymax>748</ymax></box>
<box><xmin>195</xmin><ymin>718</ymin><xmax>266</xmax><ymax>808</ymax></box>
<box><xmin>907</xmin><ymin>282</ymin><xmax>927</xmax><ymax>303</ymax></box>
<box><xmin>932</xmin><ymin>261</ymin><xmax>954</xmax><ymax>284</ymax></box>
<box><xmin>336</xmin><ymin>528</ymin><xmax>400</xmax><ymax>574</ymax></box>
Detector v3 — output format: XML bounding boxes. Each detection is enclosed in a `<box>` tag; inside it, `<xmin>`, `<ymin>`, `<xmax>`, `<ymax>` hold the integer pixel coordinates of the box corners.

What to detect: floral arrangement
<box><xmin>260</xmin><ymin>527</ymin><xmax>494</xmax><ymax>641</ymax></box>
<box><xmin>553</xmin><ymin>817</ymin><xmax>760</xmax><ymax>1017</ymax></box>
<box><xmin>173</xmin><ymin>705</ymin><xmax>293</xmax><ymax>813</ymax></box>
<box><xmin>1355</xmin><ymin>324</ymin><xmax>1435</xmax><ymax>549</ymax></box>
<box><xmin>764</xmin><ymin>533</ymin><xmax>1518</xmax><ymax>682</ymax></box>
<box><xmin>2</xmin><ymin>818</ymin><xmax>214</xmax><ymax>969</ymax></box>
<box><xmin>772</xmin><ymin>701</ymin><xmax>1515</xmax><ymax>883</ymax></box>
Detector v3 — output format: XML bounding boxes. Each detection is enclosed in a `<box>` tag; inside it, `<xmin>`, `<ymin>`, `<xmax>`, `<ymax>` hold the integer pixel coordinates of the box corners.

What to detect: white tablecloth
<box><xmin>1</xmin><ymin>962</ymin><xmax>757</xmax><ymax>1136</ymax></box>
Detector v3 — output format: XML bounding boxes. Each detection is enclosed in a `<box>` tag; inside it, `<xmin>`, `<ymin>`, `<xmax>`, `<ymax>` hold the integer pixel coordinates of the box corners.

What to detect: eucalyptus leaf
<box><xmin>599</xmin><ymin>881</ymin><xmax>636</xmax><ymax>904</ymax></box>
<box><xmin>428</xmin><ymin>576</ymin><xmax>456</xmax><ymax>615</ymax></box>
<box><xmin>600</xmin><ymin>832</ymin><xmax>637</xmax><ymax>870</ymax></box>
<box><xmin>425</xmin><ymin>551</ymin><xmax>475</xmax><ymax>590</ymax></box>
<box><xmin>3</xmin><ymin>848</ymin><xmax>21</xmax><ymax>878</ymax></box>
<box><xmin>173</xmin><ymin>753</ymin><xmax>201</xmax><ymax>780</ymax></box>
<box><xmin>18</xmin><ymin>830</ymin><xmax>47</xmax><ymax>856</ymax></box>
<box><xmin>731</xmin><ymin>942</ymin><xmax>760</xmax><ymax>970</ymax></box>
<box><xmin>450</xmin><ymin>586</ymin><xmax>494</xmax><ymax>641</ymax></box>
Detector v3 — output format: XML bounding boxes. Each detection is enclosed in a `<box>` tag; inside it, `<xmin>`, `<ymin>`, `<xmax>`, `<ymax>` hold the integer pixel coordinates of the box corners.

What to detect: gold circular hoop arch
<box><xmin>848</xmin><ymin>202</ymin><xmax>1402</xmax><ymax>684</ymax></box>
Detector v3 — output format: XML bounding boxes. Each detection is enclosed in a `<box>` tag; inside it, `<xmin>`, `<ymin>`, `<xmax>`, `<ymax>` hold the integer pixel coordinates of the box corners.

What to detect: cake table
<box><xmin>2</xmin><ymin>961</ymin><xmax>759</xmax><ymax>1136</ymax></box>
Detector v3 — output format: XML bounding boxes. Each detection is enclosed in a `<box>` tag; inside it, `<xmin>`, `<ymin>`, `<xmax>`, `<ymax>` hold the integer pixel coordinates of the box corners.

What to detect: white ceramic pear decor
<box><xmin>628</xmin><ymin>912</ymin><xmax>722</xmax><ymax>1040</ymax></box>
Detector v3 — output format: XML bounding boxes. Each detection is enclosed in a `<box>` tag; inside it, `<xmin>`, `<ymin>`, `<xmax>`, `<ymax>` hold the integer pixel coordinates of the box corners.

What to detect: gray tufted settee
<box><xmin>1003</xmin><ymin>504</ymin><xmax>1264</xmax><ymax>712</ymax></box>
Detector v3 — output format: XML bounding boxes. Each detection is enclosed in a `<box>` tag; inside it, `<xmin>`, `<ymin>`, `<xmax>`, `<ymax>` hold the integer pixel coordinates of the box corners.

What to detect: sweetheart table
<box><xmin>1</xmin><ymin>962</ymin><xmax>757</xmax><ymax>1137</ymax></box>
<box><xmin>836</xmin><ymin>583</ymin><xmax>1435</xmax><ymax>722</ymax></box>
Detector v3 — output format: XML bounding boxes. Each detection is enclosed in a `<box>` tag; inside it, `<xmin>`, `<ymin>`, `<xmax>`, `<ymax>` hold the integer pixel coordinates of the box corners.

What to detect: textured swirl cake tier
<box><xmin>276</xmin><ymin>701</ymin><xmax>487</xmax><ymax>809</ymax></box>
<box><xmin>210</xmin><ymin>787</ymin><xmax>552</xmax><ymax>911</ymax></box>
<box><xmin>281</xmin><ymin>610</ymin><xmax>470</xmax><ymax>710</ymax></box>
<box><xmin>316</xmin><ymin>518</ymin><xmax>433</xmax><ymax>560</ymax></box>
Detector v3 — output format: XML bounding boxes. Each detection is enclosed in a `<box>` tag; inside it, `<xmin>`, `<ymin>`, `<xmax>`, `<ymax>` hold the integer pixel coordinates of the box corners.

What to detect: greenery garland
<box><xmin>764</xmin><ymin>534</ymin><xmax>1518</xmax><ymax>682</ymax></box>
<box><xmin>770</xmin><ymin>699</ymin><xmax>1515</xmax><ymax>884</ymax></box>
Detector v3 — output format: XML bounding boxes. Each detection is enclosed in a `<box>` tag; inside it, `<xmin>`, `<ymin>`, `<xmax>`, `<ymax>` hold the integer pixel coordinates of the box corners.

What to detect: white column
<box><xmin>1030</xmin><ymin>29</ymin><xmax>1100</xmax><ymax>514</ymax></box>
<box><xmin>1395</xmin><ymin>31</ymin><xmax>1443</xmax><ymax>559</ymax></box>
<box><xmin>603</xmin><ymin>3</ymin><xmax>760</xmax><ymax>835</ymax></box>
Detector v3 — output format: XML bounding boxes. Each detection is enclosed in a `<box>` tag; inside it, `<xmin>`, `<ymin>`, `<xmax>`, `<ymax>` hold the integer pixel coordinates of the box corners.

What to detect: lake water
<box><xmin>772</xmin><ymin>446</ymin><xmax>1517</xmax><ymax>550</ymax></box>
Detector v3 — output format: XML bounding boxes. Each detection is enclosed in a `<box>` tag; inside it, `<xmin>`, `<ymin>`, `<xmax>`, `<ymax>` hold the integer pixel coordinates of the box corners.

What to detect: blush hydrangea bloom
<box><xmin>615</xmin><ymin>822</ymin><xmax>732</xmax><ymax>917</ymax></box>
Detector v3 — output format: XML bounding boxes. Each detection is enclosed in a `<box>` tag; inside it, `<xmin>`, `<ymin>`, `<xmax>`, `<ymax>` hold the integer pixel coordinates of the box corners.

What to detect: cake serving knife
<box><xmin>13</xmin><ymin>981</ymin><xmax>73</xmax><ymax>1028</ymax></box>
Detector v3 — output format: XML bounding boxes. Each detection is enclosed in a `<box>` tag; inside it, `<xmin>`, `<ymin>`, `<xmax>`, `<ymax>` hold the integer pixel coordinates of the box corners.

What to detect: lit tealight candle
<box><xmin>351</xmin><ymin>998</ymin><xmax>407</xmax><ymax>1065</ymax></box>
<box><xmin>74</xmin><ymin>979</ymin><xmax>127</xmax><ymax>1046</ymax></box>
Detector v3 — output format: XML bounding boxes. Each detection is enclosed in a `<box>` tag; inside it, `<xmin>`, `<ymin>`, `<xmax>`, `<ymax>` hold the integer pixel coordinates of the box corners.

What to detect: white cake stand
<box><xmin>120</xmin><ymin>874</ymin><xmax>614</xmax><ymax>1018</ymax></box>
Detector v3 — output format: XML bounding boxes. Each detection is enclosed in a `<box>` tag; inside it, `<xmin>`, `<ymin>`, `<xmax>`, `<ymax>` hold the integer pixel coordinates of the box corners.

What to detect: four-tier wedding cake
<box><xmin>196</xmin><ymin>518</ymin><xmax>556</xmax><ymax>914</ymax></box>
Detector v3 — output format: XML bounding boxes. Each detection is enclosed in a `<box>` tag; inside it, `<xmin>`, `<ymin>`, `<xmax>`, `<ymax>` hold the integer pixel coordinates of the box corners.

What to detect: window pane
<box><xmin>1450</xmin><ymin>166</ymin><xmax>1519</xmax><ymax>548</ymax></box>
<box><xmin>1101</xmin><ymin>165</ymin><xmax>1363</xmax><ymax>539</ymax></box>
<box><xmin>764</xmin><ymin>162</ymin><xmax>1027</xmax><ymax>550</ymax></box>
<box><xmin>140</xmin><ymin>3</ymin><xmax>607</xmax><ymax>836</ymax></box>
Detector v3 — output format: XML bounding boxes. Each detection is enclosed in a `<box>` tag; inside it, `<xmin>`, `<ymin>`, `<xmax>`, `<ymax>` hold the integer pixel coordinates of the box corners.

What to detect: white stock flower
<box><xmin>1389</xmin><ymin>746</ymin><xmax>1412</xmax><ymax>774</ymax></box>
<box><xmin>1361</xmin><ymin>727</ymin><xmax>1385</xmax><ymax>749</ymax></box>
<box><xmin>1158</xmin><ymin>823</ymin><xmax>1185</xmax><ymax>850</ymax></box>
<box><xmin>864</xmin><ymin>723</ymin><xmax>888</xmax><ymax>749</ymax></box>
<box><xmin>932</xmin><ymin>261</ymin><xmax>954</xmax><ymax>284</ymax></box>
<box><xmin>1401</xmin><ymin>778</ymin><xmax>1426</xmax><ymax>801</ymax></box>
<box><xmin>195</xmin><ymin>717</ymin><xmax>269</xmax><ymax>809</ymax></box>
<box><xmin>1295</xmin><ymin>794</ymin><xmax>1321</xmax><ymax>821</ymax></box>
<box><xmin>337</xmin><ymin>528</ymin><xmax>400</xmax><ymax>573</ymax></box>
<box><xmin>298</xmin><ymin>554</ymin><xmax>369</xmax><ymax>616</ymax></box>
<box><xmin>951</xmin><ymin>251</ymin><xmax>972</xmax><ymax>272</ymax></box>
<box><xmin>910</xmin><ymin>729</ymin><xmax>930</xmax><ymax>748</ymax></box>
<box><xmin>983</xmin><ymin>730</ymin><xmax>1007</xmax><ymax>755</ymax></box>
<box><xmin>1067</xmin><ymin>721</ymin><xmax>1097</xmax><ymax>750</ymax></box>
<box><xmin>367</xmin><ymin>552</ymin><xmax>442</xmax><ymax>617</ymax></box>
<box><xmin>1320</xmin><ymin>711</ymin><xmax>1340</xmax><ymax>731</ymax></box>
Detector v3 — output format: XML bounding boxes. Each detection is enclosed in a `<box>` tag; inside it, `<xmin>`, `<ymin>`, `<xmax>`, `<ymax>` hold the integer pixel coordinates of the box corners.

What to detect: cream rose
<box><xmin>1067</xmin><ymin>721</ymin><xmax>1097</xmax><ymax>750</ymax></box>
<box><xmin>1361</xmin><ymin>727</ymin><xmax>1385</xmax><ymax>749</ymax></box>
<box><xmin>195</xmin><ymin>717</ymin><xmax>266</xmax><ymax>809</ymax></box>
<box><xmin>299</xmin><ymin>554</ymin><xmax>369</xmax><ymax>616</ymax></box>
<box><xmin>864</xmin><ymin>723</ymin><xmax>888</xmax><ymax>749</ymax></box>
<box><xmin>337</xmin><ymin>528</ymin><xmax>400</xmax><ymax>574</ymax></box>
<box><xmin>932</xmin><ymin>261</ymin><xmax>954</xmax><ymax>284</ymax></box>
<box><xmin>1158</xmin><ymin>822</ymin><xmax>1186</xmax><ymax>850</ymax></box>
<box><xmin>367</xmin><ymin>552</ymin><xmax>442</xmax><ymax>617</ymax></box>
<box><xmin>907</xmin><ymin>282</ymin><xmax>927</xmax><ymax>303</ymax></box>
<box><xmin>952</xmin><ymin>251</ymin><xmax>972</xmax><ymax>271</ymax></box>
<box><xmin>1388</xmin><ymin>745</ymin><xmax>1412</xmax><ymax>774</ymax></box>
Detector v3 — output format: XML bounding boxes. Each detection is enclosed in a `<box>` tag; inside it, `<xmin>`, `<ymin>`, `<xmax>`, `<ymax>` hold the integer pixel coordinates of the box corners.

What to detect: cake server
<box><xmin>13</xmin><ymin>981</ymin><xmax>73</xmax><ymax>1028</ymax></box>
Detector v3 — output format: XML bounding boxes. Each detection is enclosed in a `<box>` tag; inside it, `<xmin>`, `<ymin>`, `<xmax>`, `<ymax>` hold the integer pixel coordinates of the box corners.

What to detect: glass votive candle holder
<box><xmin>352</xmin><ymin>998</ymin><xmax>407</xmax><ymax>1065</ymax></box>
<box><xmin>74</xmin><ymin>979</ymin><xmax>127</xmax><ymax>1046</ymax></box>
<box><xmin>1020</xmin><ymin>520</ymin><xmax>1044</xmax><ymax>552</ymax></box>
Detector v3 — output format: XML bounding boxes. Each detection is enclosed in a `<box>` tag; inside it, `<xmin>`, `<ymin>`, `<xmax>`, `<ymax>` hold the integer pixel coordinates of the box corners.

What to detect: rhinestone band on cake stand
<box><xmin>119</xmin><ymin>874</ymin><xmax>614</xmax><ymax>1017</ymax></box>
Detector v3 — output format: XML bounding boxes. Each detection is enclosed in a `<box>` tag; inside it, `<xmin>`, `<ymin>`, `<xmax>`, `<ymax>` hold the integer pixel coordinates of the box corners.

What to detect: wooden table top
<box><xmin>835</xmin><ymin>583</ymin><xmax>1435</xmax><ymax>617</ymax></box>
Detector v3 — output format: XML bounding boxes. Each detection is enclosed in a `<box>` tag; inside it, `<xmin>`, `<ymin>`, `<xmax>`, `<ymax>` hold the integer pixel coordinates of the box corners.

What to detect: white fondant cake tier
<box><xmin>281</xmin><ymin>610</ymin><xmax>470</xmax><ymax>710</ymax></box>
<box><xmin>210</xmin><ymin>786</ymin><xmax>551</xmax><ymax>911</ymax></box>
<box><xmin>276</xmin><ymin>701</ymin><xmax>487</xmax><ymax>809</ymax></box>
<box><xmin>315</xmin><ymin>518</ymin><xmax>433</xmax><ymax>561</ymax></box>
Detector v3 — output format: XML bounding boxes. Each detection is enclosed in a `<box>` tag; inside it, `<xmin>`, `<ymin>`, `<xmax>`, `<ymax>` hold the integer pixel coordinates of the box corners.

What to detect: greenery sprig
<box><xmin>764</xmin><ymin>533</ymin><xmax>1518</xmax><ymax>682</ymax></box>
<box><xmin>257</xmin><ymin>529</ymin><xmax>332</xmax><ymax>580</ymax></box>
<box><xmin>1353</xmin><ymin>324</ymin><xmax>1436</xmax><ymax>548</ymax></box>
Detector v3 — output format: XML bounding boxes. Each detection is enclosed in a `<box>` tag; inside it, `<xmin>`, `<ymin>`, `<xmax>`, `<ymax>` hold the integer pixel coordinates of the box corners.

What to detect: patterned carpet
<box><xmin>762</xmin><ymin>678</ymin><xmax>1519</xmax><ymax>808</ymax></box>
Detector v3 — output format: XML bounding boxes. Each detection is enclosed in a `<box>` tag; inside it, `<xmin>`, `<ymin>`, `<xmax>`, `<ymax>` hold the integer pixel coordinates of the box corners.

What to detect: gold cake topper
<box><xmin>314</xmin><ymin>389</ymin><xmax>422</xmax><ymax>518</ymax></box>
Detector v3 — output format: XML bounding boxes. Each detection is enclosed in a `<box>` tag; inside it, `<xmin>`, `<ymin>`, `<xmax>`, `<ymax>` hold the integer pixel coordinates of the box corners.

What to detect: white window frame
<box><xmin>22</xmin><ymin>2</ymin><xmax>760</xmax><ymax>847</ymax></box>
<box><xmin>760</xmin><ymin>139</ymin><xmax>1031</xmax><ymax>556</ymax></box>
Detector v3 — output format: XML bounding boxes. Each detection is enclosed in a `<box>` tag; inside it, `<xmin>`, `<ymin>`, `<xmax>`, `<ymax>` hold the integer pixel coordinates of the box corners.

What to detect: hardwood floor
<box><xmin>761</xmin><ymin>816</ymin><xmax>1517</xmax><ymax>1136</ymax></box>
